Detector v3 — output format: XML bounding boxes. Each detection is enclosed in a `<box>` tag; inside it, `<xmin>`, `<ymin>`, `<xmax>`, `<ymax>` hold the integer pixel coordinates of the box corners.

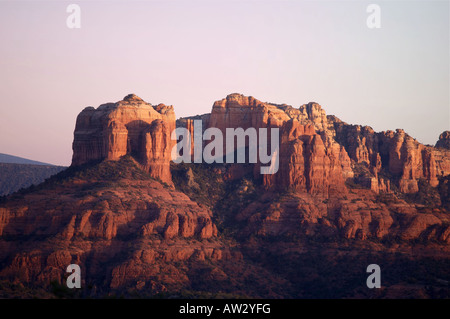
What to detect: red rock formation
<box><xmin>0</xmin><ymin>180</ymin><xmax>216</xmax><ymax>241</ymax></box>
<box><xmin>72</xmin><ymin>94</ymin><xmax>175</xmax><ymax>184</ymax></box>
<box><xmin>209</xmin><ymin>94</ymin><xmax>291</xmax><ymax>131</ymax></box>
<box><xmin>1</xmin><ymin>93</ymin><xmax>449</xmax><ymax>299</ymax></box>
<box><xmin>176</xmin><ymin>113</ymin><xmax>211</xmax><ymax>161</ymax></box>
<box><xmin>434</xmin><ymin>147</ymin><xmax>450</xmax><ymax>177</ymax></box>
<box><xmin>200</xmin><ymin>93</ymin><xmax>448</xmax><ymax>196</ymax></box>
<box><xmin>0</xmin><ymin>158</ymin><xmax>228</xmax><ymax>291</ymax></box>
<box><xmin>236</xmin><ymin>189</ymin><xmax>450</xmax><ymax>243</ymax></box>
<box><xmin>261</xmin><ymin>120</ymin><xmax>348</xmax><ymax>195</ymax></box>
<box><xmin>330</xmin><ymin>117</ymin><xmax>449</xmax><ymax>193</ymax></box>
<box><xmin>436</xmin><ymin>131</ymin><xmax>450</xmax><ymax>150</ymax></box>
<box><xmin>434</xmin><ymin>131</ymin><xmax>450</xmax><ymax>177</ymax></box>
<box><xmin>203</xmin><ymin>94</ymin><xmax>353</xmax><ymax>195</ymax></box>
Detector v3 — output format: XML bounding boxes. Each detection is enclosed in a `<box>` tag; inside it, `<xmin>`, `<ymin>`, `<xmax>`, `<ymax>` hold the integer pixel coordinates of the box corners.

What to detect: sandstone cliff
<box><xmin>436</xmin><ymin>131</ymin><xmax>450</xmax><ymax>150</ymax></box>
<box><xmin>72</xmin><ymin>94</ymin><xmax>175</xmax><ymax>184</ymax></box>
<box><xmin>178</xmin><ymin>94</ymin><xmax>354</xmax><ymax>195</ymax></box>
<box><xmin>330</xmin><ymin>119</ymin><xmax>450</xmax><ymax>193</ymax></box>
<box><xmin>178</xmin><ymin>93</ymin><xmax>449</xmax><ymax>195</ymax></box>
<box><xmin>0</xmin><ymin>158</ymin><xmax>238</xmax><ymax>293</ymax></box>
<box><xmin>0</xmin><ymin>93</ymin><xmax>448</xmax><ymax>299</ymax></box>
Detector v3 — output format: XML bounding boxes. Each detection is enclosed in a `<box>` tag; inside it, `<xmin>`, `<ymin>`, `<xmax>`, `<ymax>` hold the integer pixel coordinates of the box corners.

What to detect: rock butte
<box><xmin>72</xmin><ymin>93</ymin><xmax>450</xmax><ymax>194</ymax></box>
<box><xmin>0</xmin><ymin>93</ymin><xmax>448</xmax><ymax>297</ymax></box>
<box><xmin>72</xmin><ymin>93</ymin><xmax>176</xmax><ymax>184</ymax></box>
<box><xmin>177</xmin><ymin>93</ymin><xmax>450</xmax><ymax>194</ymax></box>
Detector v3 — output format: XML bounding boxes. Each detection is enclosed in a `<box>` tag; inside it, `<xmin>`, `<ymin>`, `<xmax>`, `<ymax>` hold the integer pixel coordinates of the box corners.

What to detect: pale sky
<box><xmin>0</xmin><ymin>0</ymin><xmax>448</xmax><ymax>166</ymax></box>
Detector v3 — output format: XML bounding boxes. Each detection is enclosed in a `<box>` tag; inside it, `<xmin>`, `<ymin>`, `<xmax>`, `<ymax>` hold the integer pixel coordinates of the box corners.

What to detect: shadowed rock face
<box><xmin>0</xmin><ymin>158</ymin><xmax>228</xmax><ymax>293</ymax></box>
<box><xmin>71</xmin><ymin>94</ymin><xmax>175</xmax><ymax>184</ymax></box>
<box><xmin>436</xmin><ymin>131</ymin><xmax>450</xmax><ymax>150</ymax></box>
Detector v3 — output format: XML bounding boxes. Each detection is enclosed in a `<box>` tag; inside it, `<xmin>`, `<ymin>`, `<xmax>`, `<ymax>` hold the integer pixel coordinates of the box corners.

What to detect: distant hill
<box><xmin>0</xmin><ymin>162</ymin><xmax>66</xmax><ymax>196</ymax></box>
<box><xmin>0</xmin><ymin>153</ymin><xmax>54</xmax><ymax>166</ymax></box>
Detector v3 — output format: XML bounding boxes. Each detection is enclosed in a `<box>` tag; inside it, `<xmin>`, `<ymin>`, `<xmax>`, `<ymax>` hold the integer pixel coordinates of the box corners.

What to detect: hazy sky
<box><xmin>0</xmin><ymin>0</ymin><xmax>448</xmax><ymax>166</ymax></box>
